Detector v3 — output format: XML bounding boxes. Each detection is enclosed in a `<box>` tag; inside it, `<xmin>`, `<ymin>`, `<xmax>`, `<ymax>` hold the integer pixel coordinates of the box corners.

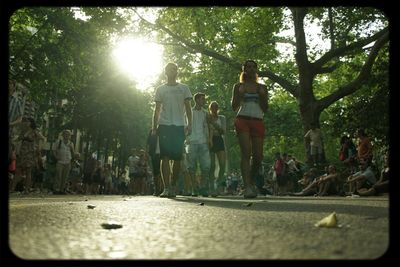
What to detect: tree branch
<box><xmin>258</xmin><ymin>70</ymin><xmax>299</xmax><ymax>97</ymax></box>
<box><xmin>314</xmin><ymin>62</ymin><xmax>341</xmax><ymax>74</ymax></box>
<box><xmin>316</xmin><ymin>31</ymin><xmax>389</xmax><ymax>111</ymax></box>
<box><xmin>268</xmin><ymin>36</ymin><xmax>296</xmax><ymax>46</ymax></box>
<box><xmin>312</xmin><ymin>27</ymin><xmax>388</xmax><ymax>71</ymax></box>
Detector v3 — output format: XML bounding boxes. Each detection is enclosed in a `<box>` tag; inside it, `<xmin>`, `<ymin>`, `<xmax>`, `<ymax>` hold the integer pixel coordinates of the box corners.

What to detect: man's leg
<box><xmin>160</xmin><ymin>156</ymin><xmax>171</xmax><ymax>197</ymax></box>
<box><xmin>199</xmin><ymin>143</ymin><xmax>211</xmax><ymax>196</ymax></box>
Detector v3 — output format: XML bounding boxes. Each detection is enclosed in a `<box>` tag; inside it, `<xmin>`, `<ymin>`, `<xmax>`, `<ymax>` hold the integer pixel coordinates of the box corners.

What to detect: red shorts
<box><xmin>234</xmin><ymin>116</ymin><xmax>265</xmax><ymax>138</ymax></box>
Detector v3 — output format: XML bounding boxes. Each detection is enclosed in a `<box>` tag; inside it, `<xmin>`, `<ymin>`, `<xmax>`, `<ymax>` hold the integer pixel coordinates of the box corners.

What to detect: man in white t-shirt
<box><xmin>304</xmin><ymin>124</ymin><xmax>323</xmax><ymax>166</ymax></box>
<box><xmin>152</xmin><ymin>62</ymin><xmax>192</xmax><ymax>198</ymax></box>
<box><xmin>53</xmin><ymin>129</ymin><xmax>74</xmax><ymax>194</ymax></box>
<box><xmin>186</xmin><ymin>92</ymin><xmax>211</xmax><ymax>197</ymax></box>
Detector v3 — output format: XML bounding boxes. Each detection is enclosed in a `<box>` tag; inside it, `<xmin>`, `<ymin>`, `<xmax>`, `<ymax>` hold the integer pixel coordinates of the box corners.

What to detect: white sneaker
<box><xmin>159</xmin><ymin>188</ymin><xmax>170</xmax><ymax>198</ymax></box>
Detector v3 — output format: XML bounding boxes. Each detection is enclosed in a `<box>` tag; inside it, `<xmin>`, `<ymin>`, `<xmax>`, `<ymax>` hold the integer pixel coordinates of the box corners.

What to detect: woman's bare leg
<box><xmin>251</xmin><ymin>136</ymin><xmax>264</xmax><ymax>186</ymax></box>
<box><xmin>237</xmin><ymin>132</ymin><xmax>251</xmax><ymax>187</ymax></box>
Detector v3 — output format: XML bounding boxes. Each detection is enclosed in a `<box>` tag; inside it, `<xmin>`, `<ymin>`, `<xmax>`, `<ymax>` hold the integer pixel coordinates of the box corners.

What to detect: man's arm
<box><xmin>320</xmin><ymin>173</ymin><xmax>339</xmax><ymax>183</ymax></box>
<box><xmin>184</xmin><ymin>99</ymin><xmax>192</xmax><ymax>135</ymax></box>
<box><xmin>348</xmin><ymin>174</ymin><xmax>366</xmax><ymax>183</ymax></box>
<box><xmin>304</xmin><ymin>130</ymin><xmax>310</xmax><ymax>139</ymax></box>
<box><xmin>152</xmin><ymin>102</ymin><xmax>162</xmax><ymax>135</ymax></box>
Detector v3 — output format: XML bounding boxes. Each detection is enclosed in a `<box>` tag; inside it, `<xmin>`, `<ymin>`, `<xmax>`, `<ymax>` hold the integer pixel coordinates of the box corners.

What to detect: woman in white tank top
<box><xmin>231</xmin><ymin>60</ymin><xmax>268</xmax><ymax>198</ymax></box>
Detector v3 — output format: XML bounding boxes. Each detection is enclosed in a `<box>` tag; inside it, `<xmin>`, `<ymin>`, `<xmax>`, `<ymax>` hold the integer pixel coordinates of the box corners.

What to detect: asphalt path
<box><xmin>8</xmin><ymin>194</ymin><xmax>390</xmax><ymax>260</ymax></box>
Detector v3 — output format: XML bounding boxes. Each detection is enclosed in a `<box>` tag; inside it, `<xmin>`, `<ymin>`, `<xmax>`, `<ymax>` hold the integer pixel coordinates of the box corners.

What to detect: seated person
<box><xmin>297</xmin><ymin>172</ymin><xmax>311</xmax><ymax>188</ymax></box>
<box><xmin>314</xmin><ymin>165</ymin><xmax>340</xmax><ymax>196</ymax></box>
<box><xmin>345</xmin><ymin>160</ymin><xmax>376</xmax><ymax>195</ymax></box>
<box><xmin>293</xmin><ymin>166</ymin><xmax>336</xmax><ymax>196</ymax></box>
<box><xmin>297</xmin><ymin>167</ymin><xmax>318</xmax><ymax>186</ymax></box>
<box><xmin>358</xmin><ymin>151</ymin><xmax>389</xmax><ymax>196</ymax></box>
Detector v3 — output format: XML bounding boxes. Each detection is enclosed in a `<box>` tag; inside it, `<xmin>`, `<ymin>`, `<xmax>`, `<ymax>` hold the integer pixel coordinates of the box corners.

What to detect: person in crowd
<box><xmin>151</xmin><ymin>62</ymin><xmax>192</xmax><ymax>198</ymax></box>
<box><xmin>229</xmin><ymin>170</ymin><xmax>239</xmax><ymax>195</ymax></box>
<box><xmin>255</xmin><ymin>163</ymin><xmax>271</xmax><ymax>195</ymax></box>
<box><xmin>181</xmin><ymin>148</ymin><xmax>196</xmax><ymax>196</ymax></box>
<box><xmin>314</xmin><ymin>165</ymin><xmax>340</xmax><ymax>196</ymax></box>
<box><xmin>127</xmin><ymin>149</ymin><xmax>140</xmax><ymax>195</ymax></box>
<box><xmin>293</xmin><ymin>165</ymin><xmax>338</xmax><ymax>196</ymax></box>
<box><xmin>273</xmin><ymin>152</ymin><xmax>288</xmax><ymax>195</ymax></box>
<box><xmin>146</xmin><ymin>129</ymin><xmax>162</xmax><ymax>196</ymax></box>
<box><xmin>231</xmin><ymin>59</ymin><xmax>268</xmax><ymax>198</ymax></box>
<box><xmin>136</xmin><ymin>149</ymin><xmax>149</xmax><ymax>195</ymax></box>
<box><xmin>91</xmin><ymin>160</ymin><xmax>103</xmax><ymax>195</ymax></box>
<box><xmin>357</xmin><ymin>151</ymin><xmax>389</xmax><ymax>196</ymax></box>
<box><xmin>8</xmin><ymin>80</ymin><xmax>23</xmax><ymax>127</ymax></box>
<box><xmin>11</xmin><ymin>117</ymin><xmax>45</xmax><ymax>193</ymax></box>
<box><xmin>103</xmin><ymin>163</ymin><xmax>114</xmax><ymax>195</ymax></box>
<box><xmin>286</xmin><ymin>154</ymin><xmax>300</xmax><ymax>173</ymax></box>
<box><xmin>52</xmin><ymin>129</ymin><xmax>75</xmax><ymax>194</ymax></box>
<box><xmin>285</xmin><ymin>154</ymin><xmax>302</xmax><ymax>192</ymax></box>
<box><xmin>32</xmin><ymin>149</ymin><xmax>46</xmax><ymax>193</ymax></box>
<box><xmin>8</xmin><ymin>80</ymin><xmax>23</xmax><ymax>187</ymax></box>
<box><xmin>297</xmin><ymin>171</ymin><xmax>311</xmax><ymax>189</ymax></box>
<box><xmin>345</xmin><ymin>159</ymin><xmax>376</xmax><ymax>196</ymax></box>
<box><xmin>339</xmin><ymin>135</ymin><xmax>358</xmax><ymax>174</ymax></box>
<box><xmin>68</xmin><ymin>153</ymin><xmax>83</xmax><ymax>194</ymax></box>
<box><xmin>8</xmin><ymin>143</ymin><xmax>17</xmax><ymax>192</ymax></box>
<box><xmin>186</xmin><ymin>92</ymin><xmax>212</xmax><ymax>197</ymax></box>
<box><xmin>355</xmin><ymin>129</ymin><xmax>373</xmax><ymax>165</ymax></box>
<box><xmin>117</xmin><ymin>168</ymin><xmax>129</xmax><ymax>195</ymax></box>
<box><xmin>82</xmin><ymin>153</ymin><xmax>97</xmax><ymax>194</ymax></box>
<box><xmin>8</xmin><ymin>80</ymin><xmax>23</xmax><ymax>145</ymax></box>
<box><xmin>208</xmin><ymin>101</ymin><xmax>227</xmax><ymax>196</ymax></box>
<box><xmin>304</xmin><ymin>123</ymin><xmax>323</xmax><ymax>166</ymax></box>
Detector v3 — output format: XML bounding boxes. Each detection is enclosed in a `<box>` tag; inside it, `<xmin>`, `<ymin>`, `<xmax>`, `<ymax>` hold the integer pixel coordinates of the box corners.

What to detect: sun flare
<box><xmin>112</xmin><ymin>37</ymin><xmax>164</xmax><ymax>91</ymax></box>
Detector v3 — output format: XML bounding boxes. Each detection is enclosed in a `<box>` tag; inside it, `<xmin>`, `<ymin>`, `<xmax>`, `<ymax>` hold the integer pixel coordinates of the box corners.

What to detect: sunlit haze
<box><xmin>112</xmin><ymin>37</ymin><xmax>164</xmax><ymax>91</ymax></box>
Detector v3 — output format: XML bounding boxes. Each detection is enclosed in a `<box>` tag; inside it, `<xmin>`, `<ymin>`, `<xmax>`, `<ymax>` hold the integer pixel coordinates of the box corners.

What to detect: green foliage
<box><xmin>9</xmin><ymin>7</ymin><xmax>151</xmax><ymax>169</ymax></box>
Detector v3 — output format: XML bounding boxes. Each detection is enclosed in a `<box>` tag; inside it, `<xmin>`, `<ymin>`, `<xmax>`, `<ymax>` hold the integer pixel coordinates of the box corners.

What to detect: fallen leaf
<box><xmin>315</xmin><ymin>212</ymin><xmax>338</xmax><ymax>228</ymax></box>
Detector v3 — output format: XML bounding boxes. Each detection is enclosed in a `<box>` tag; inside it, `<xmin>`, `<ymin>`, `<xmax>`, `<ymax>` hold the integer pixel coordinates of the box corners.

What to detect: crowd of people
<box><xmin>8</xmin><ymin>60</ymin><xmax>389</xmax><ymax>199</ymax></box>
